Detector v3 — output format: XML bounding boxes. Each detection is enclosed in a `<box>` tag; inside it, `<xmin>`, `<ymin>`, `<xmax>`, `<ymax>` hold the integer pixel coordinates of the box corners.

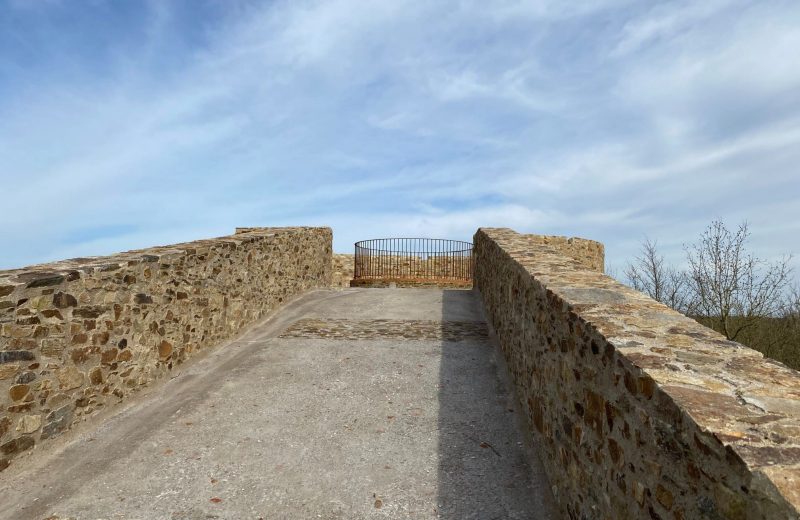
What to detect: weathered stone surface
<box><xmin>0</xmin><ymin>227</ymin><xmax>332</xmax><ymax>472</ymax></box>
<box><xmin>15</xmin><ymin>371</ymin><xmax>36</xmax><ymax>384</ymax></box>
<box><xmin>0</xmin><ymin>350</ymin><xmax>35</xmax><ymax>364</ymax></box>
<box><xmin>8</xmin><ymin>384</ymin><xmax>29</xmax><ymax>402</ymax></box>
<box><xmin>474</xmin><ymin>227</ymin><xmax>800</xmax><ymax>519</ymax></box>
<box><xmin>133</xmin><ymin>293</ymin><xmax>153</xmax><ymax>305</ymax></box>
<box><xmin>100</xmin><ymin>348</ymin><xmax>117</xmax><ymax>364</ymax></box>
<box><xmin>280</xmin><ymin>318</ymin><xmax>488</xmax><ymax>341</ymax></box>
<box><xmin>0</xmin><ymin>435</ymin><xmax>34</xmax><ymax>455</ymax></box>
<box><xmin>0</xmin><ymin>416</ymin><xmax>10</xmax><ymax>439</ymax></box>
<box><xmin>40</xmin><ymin>405</ymin><xmax>73</xmax><ymax>439</ymax></box>
<box><xmin>55</xmin><ymin>366</ymin><xmax>84</xmax><ymax>391</ymax></box>
<box><xmin>0</xmin><ymin>364</ymin><xmax>20</xmax><ymax>380</ymax></box>
<box><xmin>331</xmin><ymin>254</ymin><xmax>355</xmax><ymax>288</ymax></box>
<box><xmin>157</xmin><ymin>340</ymin><xmax>172</xmax><ymax>360</ymax></box>
<box><xmin>88</xmin><ymin>367</ymin><xmax>103</xmax><ymax>385</ymax></box>
<box><xmin>73</xmin><ymin>306</ymin><xmax>105</xmax><ymax>319</ymax></box>
<box><xmin>16</xmin><ymin>414</ymin><xmax>41</xmax><ymax>434</ymax></box>
<box><xmin>52</xmin><ymin>292</ymin><xmax>77</xmax><ymax>308</ymax></box>
<box><xmin>24</xmin><ymin>273</ymin><xmax>64</xmax><ymax>288</ymax></box>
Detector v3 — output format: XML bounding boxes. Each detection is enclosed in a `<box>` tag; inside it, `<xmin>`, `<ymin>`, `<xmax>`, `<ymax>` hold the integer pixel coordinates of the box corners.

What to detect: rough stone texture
<box><xmin>0</xmin><ymin>227</ymin><xmax>331</xmax><ymax>472</ymax></box>
<box><xmin>280</xmin><ymin>318</ymin><xmax>489</xmax><ymax>341</ymax></box>
<box><xmin>353</xmin><ymin>255</ymin><xmax>473</xmax><ymax>288</ymax></box>
<box><xmin>333</xmin><ymin>253</ymin><xmax>473</xmax><ymax>289</ymax></box>
<box><xmin>0</xmin><ymin>288</ymin><xmax>556</xmax><ymax>520</ymax></box>
<box><xmin>332</xmin><ymin>253</ymin><xmax>355</xmax><ymax>288</ymax></box>
<box><xmin>474</xmin><ymin>227</ymin><xmax>800</xmax><ymax>520</ymax></box>
<box><xmin>518</xmin><ymin>233</ymin><xmax>605</xmax><ymax>273</ymax></box>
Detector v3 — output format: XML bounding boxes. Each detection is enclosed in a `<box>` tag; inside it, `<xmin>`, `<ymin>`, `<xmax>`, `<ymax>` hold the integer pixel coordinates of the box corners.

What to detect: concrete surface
<box><xmin>0</xmin><ymin>288</ymin><xmax>557</xmax><ymax>520</ymax></box>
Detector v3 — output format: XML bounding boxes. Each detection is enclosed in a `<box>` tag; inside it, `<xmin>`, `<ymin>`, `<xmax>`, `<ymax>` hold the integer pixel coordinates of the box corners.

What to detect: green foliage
<box><xmin>694</xmin><ymin>314</ymin><xmax>800</xmax><ymax>370</ymax></box>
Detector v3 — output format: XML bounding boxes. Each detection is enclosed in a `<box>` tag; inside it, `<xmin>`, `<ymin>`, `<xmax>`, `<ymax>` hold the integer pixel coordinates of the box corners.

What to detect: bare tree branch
<box><xmin>625</xmin><ymin>237</ymin><xmax>690</xmax><ymax>312</ymax></box>
<box><xmin>684</xmin><ymin>220</ymin><xmax>793</xmax><ymax>341</ymax></box>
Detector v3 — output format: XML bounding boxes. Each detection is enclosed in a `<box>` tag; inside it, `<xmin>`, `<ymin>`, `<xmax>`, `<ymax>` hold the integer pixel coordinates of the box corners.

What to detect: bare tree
<box><xmin>625</xmin><ymin>238</ymin><xmax>690</xmax><ymax>312</ymax></box>
<box><xmin>684</xmin><ymin>220</ymin><xmax>793</xmax><ymax>341</ymax></box>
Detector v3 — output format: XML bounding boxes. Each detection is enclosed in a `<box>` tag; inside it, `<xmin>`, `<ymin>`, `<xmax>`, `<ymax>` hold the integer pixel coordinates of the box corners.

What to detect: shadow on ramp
<box><xmin>436</xmin><ymin>289</ymin><xmax>557</xmax><ymax>519</ymax></box>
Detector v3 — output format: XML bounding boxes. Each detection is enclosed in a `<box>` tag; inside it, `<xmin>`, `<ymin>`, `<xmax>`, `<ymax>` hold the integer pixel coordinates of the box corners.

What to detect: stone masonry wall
<box><xmin>331</xmin><ymin>254</ymin><xmax>354</xmax><ymax>288</ymax></box>
<box><xmin>474</xmin><ymin>228</ymin><xmax>799</xmax><ymax>520</ymax></box>
<box><xmin>520</xmin><ymin>233</ymin><xmax>605</xmax><ymax>273</ymax></box>
<box><xmin>0</xmin><ymin>227</ymin><xmax>331</xmax><ymax>472</ymax></box>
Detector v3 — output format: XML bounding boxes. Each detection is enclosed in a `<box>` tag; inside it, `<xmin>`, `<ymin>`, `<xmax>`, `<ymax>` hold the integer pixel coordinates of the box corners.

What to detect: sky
<box><xmin>1</xmin><ymin>0</ymin><xmax>799</xmax><ymax>276</ymax></box>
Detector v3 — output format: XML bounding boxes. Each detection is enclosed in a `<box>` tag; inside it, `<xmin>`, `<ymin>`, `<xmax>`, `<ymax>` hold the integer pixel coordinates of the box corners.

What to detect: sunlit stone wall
<box><xmin>474</xmin><ymin>227</ymin><xmax>799</xmax><ymax>519</ymax></box>
<box><xmin>0</xmin><ymin>227</ymin><xmax>331</xmax><ymax>472</ymax></box>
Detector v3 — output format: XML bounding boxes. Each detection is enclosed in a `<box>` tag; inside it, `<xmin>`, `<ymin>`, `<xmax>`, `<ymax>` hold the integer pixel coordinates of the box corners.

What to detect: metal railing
<box><xmin>353</xmin><ymin>238</ymin><xmax>473</xmax><ymax>284</ymax></box>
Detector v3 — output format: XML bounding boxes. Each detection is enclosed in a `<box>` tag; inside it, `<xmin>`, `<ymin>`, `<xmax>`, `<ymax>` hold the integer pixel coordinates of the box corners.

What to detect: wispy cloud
<box><xmin>0</xmin><ymin>0</ymin><xmax>798</xmax><ymax>276</ymax></box>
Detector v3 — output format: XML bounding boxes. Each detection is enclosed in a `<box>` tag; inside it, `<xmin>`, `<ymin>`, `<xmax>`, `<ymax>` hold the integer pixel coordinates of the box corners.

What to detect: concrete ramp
<box><xmin>0</xmin><ymin>289</ymin><xmax>556</xmax><ymax>519</ymax></box>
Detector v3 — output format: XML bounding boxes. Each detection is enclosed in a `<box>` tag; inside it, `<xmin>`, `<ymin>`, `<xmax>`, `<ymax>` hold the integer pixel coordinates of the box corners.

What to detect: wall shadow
<box><xmin>436</xmin><ymin>289</ymin><xmax>557</xmax><ymax>519</ymax></box>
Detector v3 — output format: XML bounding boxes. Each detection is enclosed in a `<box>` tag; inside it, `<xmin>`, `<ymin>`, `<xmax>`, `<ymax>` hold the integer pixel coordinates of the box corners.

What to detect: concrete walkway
<box><xmin>0</xmin><ymin>288</ymin><xmax>557</xmax><ymax>520</ymax></box>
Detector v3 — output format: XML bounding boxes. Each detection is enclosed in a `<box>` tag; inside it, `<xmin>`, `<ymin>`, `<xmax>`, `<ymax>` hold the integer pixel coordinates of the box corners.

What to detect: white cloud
<box><xmin>0</xmin><ymin>0</ymin><xmax>798</xmax><ymax>278</ymax></box>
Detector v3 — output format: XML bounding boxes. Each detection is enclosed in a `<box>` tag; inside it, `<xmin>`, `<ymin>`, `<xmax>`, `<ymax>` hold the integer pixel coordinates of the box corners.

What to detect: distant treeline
<box><xmin>625</xmin><ymin>220</ymin><xmax>799</xmax><ymax>370</ymax></box>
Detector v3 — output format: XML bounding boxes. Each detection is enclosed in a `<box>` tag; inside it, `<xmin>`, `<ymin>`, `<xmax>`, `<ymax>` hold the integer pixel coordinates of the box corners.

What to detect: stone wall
<box><xmin>519</xmin><ymin>233</ymin><xmax>605</xmax><ymax>273</ymax></box>
<box><xmin>331</xmin><ymin>254</ymin><xmax>354</xmax><ymax>288</ymax></box>
<box><xmin>0</xmin><ymin>227</ymin><xmax>331</xmax><ymax>472</ymax></box>
<box><xmin>474</xmin><ymin>228</ymin><xmax>799</xmax><ymax>520</ymax></box>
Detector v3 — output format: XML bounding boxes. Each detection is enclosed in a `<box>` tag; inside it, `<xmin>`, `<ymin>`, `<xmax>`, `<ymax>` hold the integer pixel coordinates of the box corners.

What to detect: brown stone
<box><xmin>608</xmin><ymin>438</ymin><xmax>623</xmax><ymax>468</ymax></box>
<box><xmin>0</xmin><ymin>364</ymin><xmax>20</xmax><ymax>380</ymax></box>
<box><xmin>70</xmin><ymin>348</ymin><xmax>90</xmax><ymax>364</ymax></box>
<box><xmin>56</xmin><ymin>366</ymin><xmax>84</xmax><ymax>390</ymax></box>
<box><xmin>0</xmin><ymin>436</ymin><xmax>34</xmax><ymax>455</ymax></box>
<box><xmin>8</xmin><ymin>384</ymin><xmax>29</xmax><ymax>402</ymax></box>
<box><xmin>0</xmin><ymin>416</ymin><xmax>10</xmax><ymax>438</ymax></box>
<box><xmin>52</xmin><ymin>292</ymin><xmax>77</xmax><ymax>308</ymax></box>
<box><xmin>16</xmin><ymin>316</ymin><xmax>40</xmax><ymax>326</ymax></box>
<box><xmin>71</xmin><ymin>333</ymin><xmax>88</xmax><ymax>345</ymax></box>
<box><xmin>73</xmin><ymin>306</ymin><xmax>105</xmax><ymax>319</ymax></box>
<box><xmin>100</xmin><ymin>349</ymin><xmax>117</xmax><ymax>364</ymax></box>
<box><xmin>41</xmin><ymin>309</ymin><xmax>64</xmax><ymax>320</ymax></box>
<box><xmin>6</xmin><ymin>403</ymin><xmax>33</xmax><ymax>413</ymax></box>
<box><xmin>134</xmin><ymin>293</ymin><xmax>153</xmax><ymax>305</ymax></box>
<box><xmin>158</xmin><ymin>340</ymin><xmax>173</xmax><ymax>360</ymax></box>
<box><xmin>88</xmin><ymin>367</ymin><xmax>103</xmax><ymax>385</ymax></box>
<box><xmin>0</xmin><ymin>286</ymin><xmax>14</xmax><ymax>297</ymax></box>
<box><xmin>656</xmin><ymin>484</ymin><xmax>674</xmax><ymax>510</ymax></box>
<box><xmin>117</xmin><ymin>350</ymin><xmax>132</xmax><ymax>362</ymax></box>
<box><xmin>585</xmin><ymin>390</ymin><xmax>605</xmax><ymax>437</ymax></box>
<box><xmin>41</xmin><ymin>341</ymin><xmax>65</xmax><ymax>358</ymax></box>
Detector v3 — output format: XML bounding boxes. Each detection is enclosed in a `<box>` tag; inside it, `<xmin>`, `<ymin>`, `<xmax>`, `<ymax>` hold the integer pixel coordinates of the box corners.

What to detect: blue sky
<box><xmin>1</xmin><ymin>0</ymin><xmax>799</xmax><ymax>275</ymax></box>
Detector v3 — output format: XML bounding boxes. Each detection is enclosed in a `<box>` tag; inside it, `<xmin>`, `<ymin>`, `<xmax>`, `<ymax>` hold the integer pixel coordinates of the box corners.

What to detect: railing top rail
<box><xmin>354</xmin><ymin>238</ymin><xmax>473</xmax><ymax>253</ymax></box>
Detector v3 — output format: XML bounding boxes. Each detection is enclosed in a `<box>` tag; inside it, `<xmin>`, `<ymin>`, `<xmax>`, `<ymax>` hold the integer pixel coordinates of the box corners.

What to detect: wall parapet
<box><xmin>0</xmin><ymin>226</ymin><xmax>331</xmax><ymax>471</ymax></box>
<box><xmin>474</xmin><ymin>227</ymin><xmax>799</xmax><ymax>519</ymax></box>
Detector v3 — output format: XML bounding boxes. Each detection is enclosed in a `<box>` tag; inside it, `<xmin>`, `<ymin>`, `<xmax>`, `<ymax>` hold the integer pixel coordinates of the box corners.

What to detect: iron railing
<box><xmin>353</xmin><ymin>238</ymin><xmax>473</xmax><ymax>284</ymax></box>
